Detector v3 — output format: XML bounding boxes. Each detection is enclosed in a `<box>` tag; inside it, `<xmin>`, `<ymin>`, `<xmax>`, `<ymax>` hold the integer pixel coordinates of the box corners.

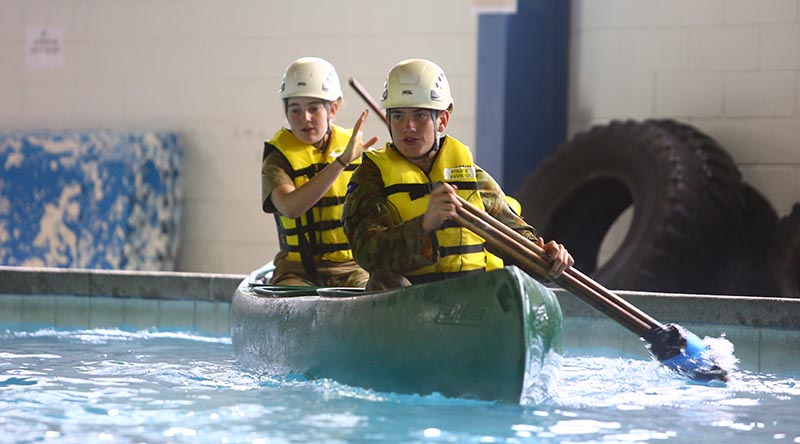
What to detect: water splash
<box><xmin>2</xmin><ymin>327</ymin><xmax>231</xmax><ymax>344</ymax></box>
<box><xmin>703</xmin><ymin>333</ymin><xmax>739</xmax><ymax>375</ymax></box>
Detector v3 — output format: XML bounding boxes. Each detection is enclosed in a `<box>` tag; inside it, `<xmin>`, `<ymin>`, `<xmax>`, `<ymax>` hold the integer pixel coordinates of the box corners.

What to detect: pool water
<box><xmin>1</xmin><ymin>327</ymin><xmax>798</xmax><ymax>444</ymax></box>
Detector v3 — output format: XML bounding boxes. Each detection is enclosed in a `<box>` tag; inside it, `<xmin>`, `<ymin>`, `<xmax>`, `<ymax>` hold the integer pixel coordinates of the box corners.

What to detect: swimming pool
<box><xmin>2</xmin><ymin>325</ymin><xmax>798</xmax><ymax>444</ymax></box>
<box><xmin>2</xmin><ymin>267</ymin><xmax>799</xmax><ymax>443</ymax></box>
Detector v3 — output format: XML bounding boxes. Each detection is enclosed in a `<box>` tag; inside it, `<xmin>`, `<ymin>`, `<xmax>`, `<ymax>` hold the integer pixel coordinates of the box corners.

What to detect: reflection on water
<box><xmin>1</xmin><ymin>327</ymin><xmax>798</xmax><ymax>444</ymax></box>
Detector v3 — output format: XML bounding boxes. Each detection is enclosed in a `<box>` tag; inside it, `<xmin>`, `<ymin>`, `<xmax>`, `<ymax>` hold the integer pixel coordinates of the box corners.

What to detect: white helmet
<box><xmin>278</xmin><ymin>57</ymin><xmax>342</xmax><ymax>102</ymax></box>
<box><xmin>380</xmin><ymin>59</ymin><xmax>453</xmax><ymax>111</ymax></box>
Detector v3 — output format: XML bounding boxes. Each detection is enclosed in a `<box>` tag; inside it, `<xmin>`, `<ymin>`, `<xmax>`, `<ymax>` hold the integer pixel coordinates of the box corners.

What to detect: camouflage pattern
<box><xmin>342</xmin><ymin>151</ymin><xmax>538</xmax><ymax>275</ymax></box>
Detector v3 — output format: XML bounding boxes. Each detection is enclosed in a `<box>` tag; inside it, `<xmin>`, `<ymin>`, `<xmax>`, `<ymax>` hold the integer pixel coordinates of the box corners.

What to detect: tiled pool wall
<box><xmin>1</xmin><ymin>266</ymin><xmax>798</xmax><ymax>374</ymax></box>
<box><xmin>0</xmin><ymin>266</ymin><xmax>241</xmax><ymax>336</ymax></box>
<box><xmin>562</xmin><ymin>316</ymin><xmax>798</xmax><ymax>375</ymax></box>
<box><xmin>555</xmin><ymin>288</ymin><xmax>800</xmax><ymax>375</ymax></box>
<box><xmin>0</xmin><ymin>293</ymin><xmax>231</xmax><ymax>336</ymax></box>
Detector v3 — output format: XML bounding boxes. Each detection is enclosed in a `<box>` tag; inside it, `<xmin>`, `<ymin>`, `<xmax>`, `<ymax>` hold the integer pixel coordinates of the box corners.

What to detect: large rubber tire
<box><xmin>516</xmin><ymin>120</ymin><xmax>727</xmax><ymax>293</ymax></box>
<box><xmin>714</xmin><ymin>183</ymin><xmax>779</xmax><ymax>296</ymax></box>
<box><xmin>648</xmin><ymin>119</ymin><xmax>753</xmax><ymax>294</ymax></box>
<box><xmin>770</xmin><ymin>204</ymin><xmax>800</xmax><ymax>298</ymax></box>
<box><xmin>648</xmin><ymin>119</ymin><xmax>746</xmax><ymax>237</ymax></box>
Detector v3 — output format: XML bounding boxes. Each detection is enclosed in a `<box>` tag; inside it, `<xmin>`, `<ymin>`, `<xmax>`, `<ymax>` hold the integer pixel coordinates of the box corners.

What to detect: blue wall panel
<box><xmin>476</xmin><ymin>0</ymin><xmax>569</xmax><ymax>195</ymax></box>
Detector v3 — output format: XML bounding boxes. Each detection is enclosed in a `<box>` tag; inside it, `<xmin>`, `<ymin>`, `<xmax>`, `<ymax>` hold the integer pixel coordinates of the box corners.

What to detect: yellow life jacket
<box><xmin>365</xmin><ymin>136</ymin><xmax>501</xmax><ymax>283</ymax></box>
<box><xmin>265</xmin><ymin>124</ymin><xmax>359</xmax><ymax>265</ymax></box>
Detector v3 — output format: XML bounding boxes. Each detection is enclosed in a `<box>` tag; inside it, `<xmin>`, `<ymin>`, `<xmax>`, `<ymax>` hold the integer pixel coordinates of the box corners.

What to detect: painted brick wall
<box><xmin>0</xmin><ymin>0</ymin><xmax>478</xmax><ymax>273</ymax></box>
<box><xmin>1</xmin><ymin>0</ymin><xmax>797</xmax><ymax>273</ymax></box>
<box><xmin>569</xmin><ymin>0</ymin><xmax>800</xmax><ymax>216</ymax></box>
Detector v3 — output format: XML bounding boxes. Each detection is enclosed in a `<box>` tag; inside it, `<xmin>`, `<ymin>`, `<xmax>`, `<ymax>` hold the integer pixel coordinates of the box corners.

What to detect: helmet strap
<box><xmin>431</xmin><ymin>110</ymin><xmax>441</xmax><ymax>154</ymax></box>
<box><xmin>322</xmin><ymin>100</ymin><xmax>333</xmax><ymax>139</ymax></box>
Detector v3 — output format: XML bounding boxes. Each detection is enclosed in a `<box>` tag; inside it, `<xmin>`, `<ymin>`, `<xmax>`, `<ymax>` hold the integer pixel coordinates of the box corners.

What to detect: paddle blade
<box><xmin>643</xmin><ymin>323</ymin><xmax>730</xmax><ymax>382</ymax></box>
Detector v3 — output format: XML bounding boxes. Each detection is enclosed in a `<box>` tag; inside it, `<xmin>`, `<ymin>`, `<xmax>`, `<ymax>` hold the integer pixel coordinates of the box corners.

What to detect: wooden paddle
<box><xmin>453</xmin><ymin>196</ymin><xmax>728</xmax><ymax>381</ymax></box>
<box><xmin>452</xmin><ymin>197</ymin><xmax>655</xmax><ymax>335</ymax></box>
<box><xmin>348</xmin><ymin>78</ymin><xmax>389</xmax><ymax>127</ymax></box>
<box><xmin>348</xmin><ymin>77</ymin><xmax>730</xmax><ymax>382</ymax></box>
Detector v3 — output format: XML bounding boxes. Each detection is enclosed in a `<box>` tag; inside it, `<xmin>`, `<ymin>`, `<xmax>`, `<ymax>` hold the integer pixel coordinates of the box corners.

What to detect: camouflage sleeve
<box><xmin>342</xmin><ymin>158</ymin><xmax>438</xmax><ymax>273</ymax></box>
<box><xmin>477</xmin><ymin>168</ymin><xmax>537</xmax><ymax>241</ymax></box>
<box><xmin>261</xmin><ymin>150</ymin><xmax>294</xmax><ymax>213</ymax></box>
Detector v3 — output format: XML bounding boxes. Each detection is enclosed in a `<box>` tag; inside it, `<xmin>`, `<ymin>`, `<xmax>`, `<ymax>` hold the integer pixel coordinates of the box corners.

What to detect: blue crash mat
<box><xmin>0</xmin><ymin>130</ymin><xmax>182</xmax><ymax>270</ymax></box>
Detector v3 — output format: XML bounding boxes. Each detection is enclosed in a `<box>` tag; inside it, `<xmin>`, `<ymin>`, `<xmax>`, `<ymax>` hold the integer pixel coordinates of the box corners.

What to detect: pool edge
<box><xmin>1</xmin><ymin>265</ymin><xmax>799</xmax><ymax>329</ymax></box>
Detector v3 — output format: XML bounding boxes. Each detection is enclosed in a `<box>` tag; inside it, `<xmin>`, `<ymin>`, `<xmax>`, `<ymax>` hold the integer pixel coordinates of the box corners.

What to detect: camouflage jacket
<box><xmin>342</xmin><ymin>154</ymin><xmax>537</xmax><ymax>275</ymax></box>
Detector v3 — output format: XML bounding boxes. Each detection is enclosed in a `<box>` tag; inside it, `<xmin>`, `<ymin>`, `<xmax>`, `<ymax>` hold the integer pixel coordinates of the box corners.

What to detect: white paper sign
<box><xmin>470</xmin><ymin>0</ymin><xmax>517</xmax><ymax>14</ymax></box>
<box><xmin>27</xmin><ymin>27</ymin><xmax>64</xmax><ymax>68</ymax></box>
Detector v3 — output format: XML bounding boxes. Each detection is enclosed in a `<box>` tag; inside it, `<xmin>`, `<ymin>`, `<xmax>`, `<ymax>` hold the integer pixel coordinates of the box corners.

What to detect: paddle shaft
<box><xmin>348</xmin><ymin>78</ymin><xmax>389</xmax><ymax>127</ymax></box>
<box><xmin>456</xmin><ymin>196</ymin><xmax>662</xmax><ymax>331</ymax></box>
<box><xmin>453</xmin><ymin>205</ymin><xmax>657</xmax><ymax>335</ymax></box>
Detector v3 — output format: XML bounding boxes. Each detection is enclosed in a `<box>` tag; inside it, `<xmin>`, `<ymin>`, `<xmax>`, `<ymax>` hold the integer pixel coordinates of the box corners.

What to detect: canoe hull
<box><xmin>230</xmin><ymin>266</ymin><xmax>563</xmax><ymax>403</ymax></box>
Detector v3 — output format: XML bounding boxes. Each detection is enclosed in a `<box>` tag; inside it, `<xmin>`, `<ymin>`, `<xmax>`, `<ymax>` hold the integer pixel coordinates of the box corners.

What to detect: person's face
<box><xmin>285</xmin><ymin>97</ymin><xmax>338</xmax><ymax>146</ymax></box>
<box><xmin>389</xmin><ymin>108</ymin><xmax>449</xmax><ymax>159</ymax></box>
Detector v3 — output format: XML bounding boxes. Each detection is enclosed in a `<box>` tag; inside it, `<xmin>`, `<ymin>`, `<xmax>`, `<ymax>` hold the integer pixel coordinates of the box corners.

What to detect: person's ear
<box><xmin>327</xmin><ymin>99</ymin><xmax>342</xmax><ymax>119</ymax></box>
<box><xmin>437</xmin><ymin>110</ymin><xmax>450</xmax><ymax>132</ymax></box>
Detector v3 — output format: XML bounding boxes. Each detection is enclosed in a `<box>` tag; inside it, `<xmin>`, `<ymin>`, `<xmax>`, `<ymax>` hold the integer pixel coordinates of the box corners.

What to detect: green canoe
<box><xmin>230</xmin><ymin>265</ymin><xmax>564</xmax><ymax>404</ymax></box>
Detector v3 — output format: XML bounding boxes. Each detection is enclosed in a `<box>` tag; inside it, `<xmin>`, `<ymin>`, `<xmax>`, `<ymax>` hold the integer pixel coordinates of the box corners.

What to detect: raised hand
<box><xmin>338</xmin><ymin>109</ymin><xmax>379</xmax><ymax>166</ymax></box>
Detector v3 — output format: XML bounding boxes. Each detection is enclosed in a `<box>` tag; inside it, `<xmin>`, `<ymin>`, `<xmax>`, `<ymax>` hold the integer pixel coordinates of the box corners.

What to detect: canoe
<box><xmin>230</xmin><ymin>265</ymin><xmax>564</xmax><ymax>404</ymax></box>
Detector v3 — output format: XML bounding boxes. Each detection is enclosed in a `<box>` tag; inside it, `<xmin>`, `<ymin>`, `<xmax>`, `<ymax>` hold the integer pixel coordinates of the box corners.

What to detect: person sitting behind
<box><xmin>261</xmin><ymin>57</ymin><xmax>377</xmax><ymax>287</ymax></box>
<box><xmin>342</xmin><ymin>58</ymin><xmax>573</xmax><ymax>290</ymax></box>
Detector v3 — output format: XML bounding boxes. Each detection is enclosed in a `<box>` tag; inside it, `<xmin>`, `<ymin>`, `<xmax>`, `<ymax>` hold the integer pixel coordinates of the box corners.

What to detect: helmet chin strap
<box><xmin>405</xmin><ymin>147</ymin><xmax>436</xmax><ymax>162</ymax></box>
<box><xmin>313</xmin><ymin>101</ymin><xmax>333</xmax><ymax>151</ymax></box>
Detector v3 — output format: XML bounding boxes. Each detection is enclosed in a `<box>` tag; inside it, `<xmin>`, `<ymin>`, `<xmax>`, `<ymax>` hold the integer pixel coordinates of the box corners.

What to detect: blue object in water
<box><xmin>644</xmin><ymin>323</ymin><xmax>729</xmax><ymax>382</ymax></box>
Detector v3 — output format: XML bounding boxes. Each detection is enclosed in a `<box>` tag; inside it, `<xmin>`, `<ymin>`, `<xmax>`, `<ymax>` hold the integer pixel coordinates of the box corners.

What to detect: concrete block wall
<box><xmin>0</xmin><ymin>0</ymin><xmax>477</xmax><ymax>273</ymax></box>
<box><xmin>0</xmin><ymin>0</ymin><xmax>796</xmax><ymax>273</ymax></box>
<box><xmin>569</xmin><ymin>0</ymin><xmax>800</xmax><ymax>216</ymax></box>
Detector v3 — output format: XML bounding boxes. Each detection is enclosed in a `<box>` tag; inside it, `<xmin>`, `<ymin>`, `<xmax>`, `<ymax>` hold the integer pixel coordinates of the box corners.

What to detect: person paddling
<box><xmin>342</xmin><ymin>58</ymin><xmax>573</xmax><ymax>290</ymax></box>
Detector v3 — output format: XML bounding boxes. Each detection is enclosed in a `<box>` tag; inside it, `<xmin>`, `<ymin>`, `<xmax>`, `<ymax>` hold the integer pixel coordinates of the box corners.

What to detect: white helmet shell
<box><xmin>380</xmin><ymin>59</ymin><xmax>453</xmax><ymax>111</ymax></box>
<box><xmin>279</xmin><ymin>57</ymin><xmax>342</xmax><ymax>102</ymax></box>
